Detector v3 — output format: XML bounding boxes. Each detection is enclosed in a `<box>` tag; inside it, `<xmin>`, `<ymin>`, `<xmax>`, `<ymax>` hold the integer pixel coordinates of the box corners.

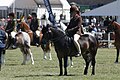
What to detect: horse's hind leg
<box><xmin>84</xmin><ymin>60</ymin><xmax>90</xmax><ymax>75</ymax></box>
<box><xmin>115</xmin><ymin>49</ymin><xmax>119</xmax><ymax>63</ymax></box>
<box><xmin>48</xmin><ymin>50</ymin><xmax>52</xmax><ymax>60</ymax></box>
<box><xmin>28</xmin><ymin>48</ymin><xmax>34</xmax><ymax>65</ymax></box>
<box><xmin>43</xmin><ymin>51</ymin><xmax>47</xmax><ymax>60</ymax></box>
<box><xmin>20</xmin><ymin>48</ymin><xmax>26</xmax><ymax>65</ymax></box>
<box><xmin>91</xmin><ymin>57</ymin><xmax>96</xmax><ymax>75</ymax></box>
<box><xmin>58</xmin><ymin>58</ymin><xmax>63</xmax><ymax>76</ymax></box>
<box><xmin>64</xmin><ymin>57</ymin><xmax>68</xmax><ymax>75</ymax></box>
<box><xmin>70</xmin><ymin>57</ymin><xmax>73</xmax><ymax>67</ymax></box>
<box><xmin>21</xmin><ymin>52</ymin><xmax>27</xmax><ymax>65</ymax></box>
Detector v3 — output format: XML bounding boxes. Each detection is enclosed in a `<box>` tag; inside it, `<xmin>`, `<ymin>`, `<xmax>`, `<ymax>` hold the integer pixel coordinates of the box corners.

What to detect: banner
<box><xmin>43</xmin><ymin>0</ymin><xmax>56</xmax><ymax>26</ymax></box>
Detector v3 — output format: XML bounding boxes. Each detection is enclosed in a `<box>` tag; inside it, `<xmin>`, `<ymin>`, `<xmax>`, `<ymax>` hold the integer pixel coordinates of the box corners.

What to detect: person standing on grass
<box><xmin>0</xmin><ymin>26</ymin><xmax>7</xmax><ymax>70</ymax></box>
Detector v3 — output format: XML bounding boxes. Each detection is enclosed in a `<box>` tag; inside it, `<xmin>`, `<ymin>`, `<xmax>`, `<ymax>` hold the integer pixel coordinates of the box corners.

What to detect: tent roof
<box><xmin>34</xmin><ymin>0</ymin><xmax>62</xmax><ymax>8</ymax></box>
<box><xmin>0</xmin><ymin>0</ymin><xmax>15</xmax><ymax>10</ymax></box>
<box><xmin>15</xmin><ymin>0</ymin><xmax>37</xmax><ymax>9</ymax></box>
<box><xmin>34</xmin><ymin>0</ymin><xmax>70</xmax><ymax>9</ymax></box>
<box><xmin>0</xmin><ymin>0</ymin><xmax>70</xmax><ymax>10</ymax></box>
<box><xmin>81</xmin><ymin>1</ymin><xmax>120</xmax><ymax>16</ymax></box>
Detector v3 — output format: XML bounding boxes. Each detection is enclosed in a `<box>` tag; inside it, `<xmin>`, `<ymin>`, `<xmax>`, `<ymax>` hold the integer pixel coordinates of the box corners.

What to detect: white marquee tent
<box><xmin>81</xmin><ymin>0</ymin><xmax>120</xmax><ymax>16</ymax></box>
<box><xmin>35</xmin><ymin>0</ymin><xmax>70</xmax><ymax>21</ymax></box>
<box><xmin>0</xmin><ymin>0</ymin><xmax>15</xmax><ymax>10</ymax></box>
<box><xmin>0</xmin><ymin>0</ymin><xmax>70</xmax><ymax>21</ymax></box>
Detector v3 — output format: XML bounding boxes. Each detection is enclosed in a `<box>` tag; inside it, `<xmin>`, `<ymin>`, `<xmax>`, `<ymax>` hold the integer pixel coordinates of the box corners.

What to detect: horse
<box><xmin>14</xmin><ymin>31</ymin><xmax>34</xmax><ymax>65</ymax></box>
<box><xmin>5</xmin><ymin>31</ymin><xmax>34</xmax><ymax>65</ymax></box>
<box><xmin>17</xmin><ymin>21</ymin><xmax>52</xmax><ymax>60</ymax></box>
<box><xmin>106</xmin><ymin>20</ymin><xmax>120</xmax><ymax>63</ymax></box>
<box><xmin>42</xmin><ymin>25</ymin><xmax>98</xmax><ymax>75</ymax></box>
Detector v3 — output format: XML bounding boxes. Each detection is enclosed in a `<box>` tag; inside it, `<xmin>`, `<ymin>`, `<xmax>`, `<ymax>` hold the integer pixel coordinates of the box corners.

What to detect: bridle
<box><xmin>45</xmin><ymin>29</ymin><xmax>67</xmax><ymax>43</ymax></box>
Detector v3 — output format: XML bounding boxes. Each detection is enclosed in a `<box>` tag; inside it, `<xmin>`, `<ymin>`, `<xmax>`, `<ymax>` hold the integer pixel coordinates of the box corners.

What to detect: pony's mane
<box><xmin>113</xmin><ymin>21</ymin><xmax>120</xmax><ymax>29</ymax></box>
<box><xmin>50</xmin><ymin>27</ymin><xmax>66</xmax><ymax>34</ymax></box>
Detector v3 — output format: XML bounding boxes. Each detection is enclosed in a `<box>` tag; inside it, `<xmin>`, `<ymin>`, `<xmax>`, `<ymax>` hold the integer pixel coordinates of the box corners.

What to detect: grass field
<box><xmin>0</xmin><ymin>46</ymin><xmax>120</xmax><ymax>80</ymax></box>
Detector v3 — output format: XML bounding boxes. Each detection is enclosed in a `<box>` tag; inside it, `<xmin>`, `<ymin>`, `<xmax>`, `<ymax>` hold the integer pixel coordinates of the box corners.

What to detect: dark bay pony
<box><xmin>17</xmin><ymin>21</ymin><xmax>52</xmax><ymax>60</ymax></box>
<box><xmin>106</xmin><ymin>20</ymin><xmax>120</xmax><ymax>63</ymax></box>
<box><xmin>42</xmin><ymin>25</ymin><xmax>98</xmax><ymax>75</ymax></box>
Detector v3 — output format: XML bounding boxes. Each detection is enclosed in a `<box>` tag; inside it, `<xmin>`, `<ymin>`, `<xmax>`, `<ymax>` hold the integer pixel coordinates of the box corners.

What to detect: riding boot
<box><xmin>74</xmin><ymin>40</ymin><xmax>81</xmax><ymax>57</ymax></box>
<box><xmin>74</xmin><ymin>34</ymin><xmax>81</xmax><ymax>57</ymax></box>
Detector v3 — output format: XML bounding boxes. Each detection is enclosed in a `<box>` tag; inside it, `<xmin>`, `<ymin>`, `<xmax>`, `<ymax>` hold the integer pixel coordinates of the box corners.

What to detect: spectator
<box><xmin>0</xmin><ymin>26</ymin><xmax>7</xmax><ymax>70</ymax></box>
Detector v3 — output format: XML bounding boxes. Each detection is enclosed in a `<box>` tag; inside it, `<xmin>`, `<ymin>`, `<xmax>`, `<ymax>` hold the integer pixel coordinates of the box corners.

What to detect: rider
<box><xmin>65</xmin><ymin>4</ymin><xmax>84</xmax><ymax>57</ymax></box>
<box><xmin>5</xmin><ymin>12</ymin><xmax>16</xmax><ymax>35</ymax></box>
<box><xmin>30</xmin><ymin>12</ymin><xmax>40</xmax><ymax>46</ymax></box>
<box><xmin>5</xmin><ymin>12</ymin><xmax>16</xmax><ymax>48</ymax></box>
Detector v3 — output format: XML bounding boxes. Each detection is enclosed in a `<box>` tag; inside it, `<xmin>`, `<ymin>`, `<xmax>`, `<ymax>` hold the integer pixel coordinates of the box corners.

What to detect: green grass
<box><xmin>0</xmin><ymin>46</ymin><xmax>120</xmax><ymax>80</ymax></box>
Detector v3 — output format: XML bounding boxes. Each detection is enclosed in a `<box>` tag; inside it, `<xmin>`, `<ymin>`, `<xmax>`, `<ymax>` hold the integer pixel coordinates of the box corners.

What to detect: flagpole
<box><xmin>43</xmin><ymin>0</ymin><xmax>56</xmax><ymax>26</ymax></box>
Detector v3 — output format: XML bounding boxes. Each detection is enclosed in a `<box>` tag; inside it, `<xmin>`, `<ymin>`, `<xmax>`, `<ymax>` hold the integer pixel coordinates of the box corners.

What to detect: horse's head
<box><xmin>41</xmin><ymin>24</ymin><xmax>53</xmax><ymax>41</ymax></box>
<box><xmin>106</xmin><ymin>20</ymin><xmax>115</xmax><ymax>33</ymax></box>
<box><xmin>41</xmin><ymin>24</ymin><xmax>66</xmax><ymax>42</ymax></box>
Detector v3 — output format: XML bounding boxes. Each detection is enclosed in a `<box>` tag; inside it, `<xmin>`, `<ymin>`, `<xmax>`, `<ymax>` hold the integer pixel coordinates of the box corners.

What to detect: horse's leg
<box><xmin>70</xmin><ymin>57</ymin><xmax>73</xmax><ymax>67</ymax></box>
<box><xmin>58</xmin><ymin>58</ymin><xmax>63</xmax><ymax>76</ymax></box>
<box><xmin>84</xmin><ymin>60</ymin><xmax>90</xmax><ymax>75</ymax></box>
<box><xmin>115</xmin><ymin>49</ymin><xmax>119</xmax><ymax>63</ymax></box>
<box><xmin>64</xmin><ymin>57</ymin><xmax>68</xmax><ymax>75</ymax></box>
<box><xmin>43</xmin><ymin>51</ymin><xmax>47</xmax><ymax>60</ymax></box>
<box><xmin>28</xmin><ymin>48</ymin><xmax>34</xmax><ymax>65</ymax></box>
<box><xmin>48</xmin><ymin>50</ymin><xmax>52</xmax><ymax>60</ymax></box>
<box><xmin>20</xmin><ymin>49</ymin><xmax>26</xmax><ymax>65</ymax></box>
<box><xmin>91</xmin><ymin>57</ymin><xmax>96</xmax><ymax>75</ymax></box>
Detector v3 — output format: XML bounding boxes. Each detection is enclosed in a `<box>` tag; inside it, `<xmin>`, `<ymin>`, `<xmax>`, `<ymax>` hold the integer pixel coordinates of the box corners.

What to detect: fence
<box><xmin>98</xmin><ymin>32</ymin><xmax>114</xmax><ymax>48</ymax></box>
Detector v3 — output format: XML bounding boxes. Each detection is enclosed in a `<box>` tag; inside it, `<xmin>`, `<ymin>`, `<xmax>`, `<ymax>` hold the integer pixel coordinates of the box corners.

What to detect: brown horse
<box><xmin>17</xmin><ymin>21</ymin><xmax>52</xmax><ymax>60</ymax></box>
<box><xmin>42</xmin><ymin>26</ymin><xmax>98</xmax><ymax>75</ymax></box>
<box><xmin>17</xmin><ymin>21</ymin><xmax>33</xmax><ymax>42</ymax></box>
<box><xmin>106</xmin><ymin>20</ymin><xmax>120</xmax><ymax>63</ymax></box>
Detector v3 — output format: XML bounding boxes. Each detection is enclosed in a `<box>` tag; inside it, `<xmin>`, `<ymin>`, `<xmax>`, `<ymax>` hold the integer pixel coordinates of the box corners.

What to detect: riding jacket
<box><xmin>5</xmin><ymin>19</ymin><xmax>15</xmax><ymax>34</ymax></box>
<box><xmin>30</xmin><ymin>19</ymin><xmax>39</xmax><ymax>32</ymax></box>
<box><xmin>66</xmin><ymin>14</ymin><xmax>84</xmax><ymax>37</ymax></box>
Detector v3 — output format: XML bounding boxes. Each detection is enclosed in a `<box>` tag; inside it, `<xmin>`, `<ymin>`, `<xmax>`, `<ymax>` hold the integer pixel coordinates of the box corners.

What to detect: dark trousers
<box><xmin>33</xmin><ymin>32</ymin><xmax>39</xmax><ymax>45</ymax></box>
<box><xmin>0</xmin><ymin>48</ymin><xmax>5</xmax><ymax>64</ymax></box>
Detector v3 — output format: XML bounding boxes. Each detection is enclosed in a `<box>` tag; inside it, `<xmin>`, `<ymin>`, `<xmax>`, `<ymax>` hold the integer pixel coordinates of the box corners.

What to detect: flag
<box><xmin>43</xmin><ymin>0</ymin><xmax>56</xmax><ymax>26</ymax></box>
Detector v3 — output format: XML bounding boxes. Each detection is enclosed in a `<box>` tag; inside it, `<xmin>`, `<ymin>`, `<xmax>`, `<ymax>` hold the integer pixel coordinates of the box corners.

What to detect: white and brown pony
<box><xmin>17</xmin><ymin>21</ymin><xmax>52</xmax><ymax>60</ymax></box>
<box><xmin>15</xmin><ymin>31</ymin><xmax>34</xmax><ymax>65</ymax></box>
<box><xmin>5</xmin><ymin>31</ymin><xmax>34</xmax><ymax>65</ymax></box>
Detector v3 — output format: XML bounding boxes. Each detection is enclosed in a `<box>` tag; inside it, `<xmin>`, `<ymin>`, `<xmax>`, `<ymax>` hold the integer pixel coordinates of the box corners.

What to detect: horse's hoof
<box><xmin>64</xmin><ymin>74</ymin><xmax>67</xmax><ymax>76</ymax></box>
<box><xmin>91</xmin><ymin>73</ymin><xmax>95</xmax><ymax>75</ymax></box>
<box><xmin>59</xmin><ymin>74</ymin><xmax>63</xmax><ymax>76</ymax></box>
<box><xmin>32</xmin><ymin>62</ymin><xmax>34</xmax><ymax>65</ymax></box>
<box><xmin>114</xmin><ymin>61</ymin><xmax>119</xmax><ymax>64</ymax></box>
<box><xmin>21</xmin><ymin>63</ymin><xmax>25</xmax><ymax>65</ymax></box>
<box><xmin>49</xmin><ymin>58</ymin><xmax>52</xmax><ymax>60</ymax></box>
<box><xmin>84</xmin><ymin>72</ymin><xmax>87</xmax><ymax>75</ymax></box>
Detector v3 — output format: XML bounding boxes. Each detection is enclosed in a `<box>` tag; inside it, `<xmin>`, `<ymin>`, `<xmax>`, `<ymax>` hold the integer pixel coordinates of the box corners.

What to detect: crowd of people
<box><xmin>0</xmin><ymin>12</ymin><xmax>41</xmax><ymax>47</ymax></box>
